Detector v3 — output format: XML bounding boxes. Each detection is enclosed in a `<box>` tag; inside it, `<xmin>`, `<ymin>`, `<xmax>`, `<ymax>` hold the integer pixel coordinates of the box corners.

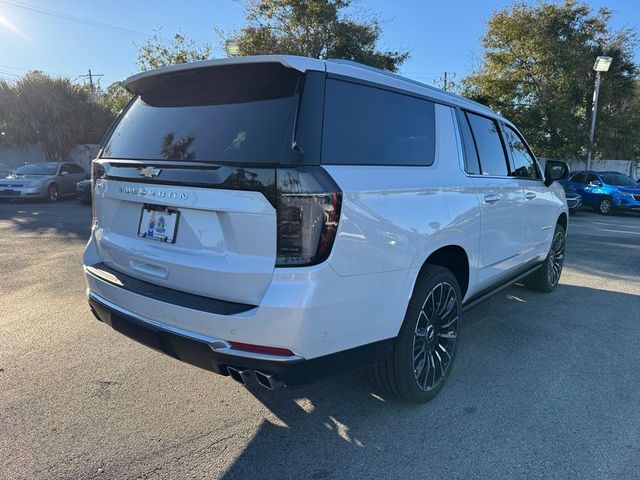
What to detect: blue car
<box><xmin>562</xmin><ymin>170</ymin><xmax>640</xmax><ymax>215</ymax></box>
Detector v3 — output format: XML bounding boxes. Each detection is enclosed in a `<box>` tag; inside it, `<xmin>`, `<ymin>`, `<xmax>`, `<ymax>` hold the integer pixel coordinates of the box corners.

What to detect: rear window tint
<box><xmin>465</xmin><ymin>112</ymin><xmax>509</xmax><ymax>176</ymax></box>
<box><xmin>101</xmin><ymin>63</ymin><xmax>300</xmax><ymax>164</ymax></box>
<box><xmin>458</xmin><ymin>110</ymin><xmax>481</xmax><ymax>174</ymax></box>
<box><xmin>321</xmin><ymin>79</ymin><xmax>435</xmax><ymax>166</ymax></box>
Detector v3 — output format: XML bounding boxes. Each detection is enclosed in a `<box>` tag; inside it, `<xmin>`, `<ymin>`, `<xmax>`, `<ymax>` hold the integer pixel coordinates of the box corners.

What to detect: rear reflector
<box><xmin>228</xmin><ymin>341</ymin><xmax>296</xmax><ymax>357</ymax></box>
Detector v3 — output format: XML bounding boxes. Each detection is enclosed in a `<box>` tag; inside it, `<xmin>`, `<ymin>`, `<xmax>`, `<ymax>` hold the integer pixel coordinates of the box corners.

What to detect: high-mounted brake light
<box><xmin>276</xmin><ymin>167</ymin><xmax>342</xmax><ymax>267</ymax></box>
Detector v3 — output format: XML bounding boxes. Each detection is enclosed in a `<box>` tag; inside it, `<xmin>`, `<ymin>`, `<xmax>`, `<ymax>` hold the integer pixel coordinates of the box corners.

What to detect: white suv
<box><xmin>84</xmin><ymin>56</ymin><xmax>569</xmax><ymax>403</ymax></box>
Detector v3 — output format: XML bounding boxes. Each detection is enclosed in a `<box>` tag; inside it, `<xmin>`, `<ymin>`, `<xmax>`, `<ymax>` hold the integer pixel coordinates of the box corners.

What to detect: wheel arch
<box><xmin>557</xmin><ymin>211</ymin><xmax>567</xmax><ymax>231</ymax></box>
<box><xmin>417</xmin><ymin>245</ymin><xmax>470</xmax><ymax>300</ymax></box>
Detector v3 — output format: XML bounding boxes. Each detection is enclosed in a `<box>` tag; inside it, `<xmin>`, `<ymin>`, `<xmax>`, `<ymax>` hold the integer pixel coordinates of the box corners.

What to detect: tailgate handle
<box><xmin>129</xmin><ymin>259</ymin><xmax>169</xmax><ymax>280</ymax></box>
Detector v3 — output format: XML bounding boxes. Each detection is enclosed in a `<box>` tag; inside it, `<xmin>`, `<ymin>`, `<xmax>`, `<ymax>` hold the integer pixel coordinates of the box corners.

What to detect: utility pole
<box><xmin>78</xmin><ymin>69</ymin><xmax>104</xmax><ymax>98</ymax></box>
<box><xmin>436</xmin><ymin>72</ymin><xmax>455</xmax><ymax>92</ymax></box>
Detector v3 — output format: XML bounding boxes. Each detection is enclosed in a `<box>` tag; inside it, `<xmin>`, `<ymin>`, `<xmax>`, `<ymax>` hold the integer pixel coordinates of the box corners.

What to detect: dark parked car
<box><xmin>0</xmin><ymin>162</ymin><xmax>87</xmax><ymax>202</ymax></box>
<box><xmin>76</xmin><ymin>179</ymin><xmax>92</xmax><ymax>204</ymax></box>
<box><xmin>562</xmin><ymin>184</ymin><xmax>582</xmax><ymax>213</ymax></box>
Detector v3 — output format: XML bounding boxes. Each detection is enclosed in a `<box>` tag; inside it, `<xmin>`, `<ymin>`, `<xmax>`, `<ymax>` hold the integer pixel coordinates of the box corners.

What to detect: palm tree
<box><xmin>0</xmin><ymin>72</ymin><xmax>112</xmax><ymax>161</ymax></box>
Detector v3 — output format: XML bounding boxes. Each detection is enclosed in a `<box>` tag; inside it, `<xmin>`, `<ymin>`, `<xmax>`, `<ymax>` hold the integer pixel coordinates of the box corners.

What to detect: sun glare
<box><xmin>0</xmin><ymin>13</ymin><xmax>28</xmax><ymax>39</ymax></box>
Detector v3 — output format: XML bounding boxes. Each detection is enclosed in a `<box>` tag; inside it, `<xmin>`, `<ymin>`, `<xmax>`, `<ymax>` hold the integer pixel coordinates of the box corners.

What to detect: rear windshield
<box><xmin>101</xmin><ymin>63</ymin><xmax>301</xmax><ymax>164</ymax></box>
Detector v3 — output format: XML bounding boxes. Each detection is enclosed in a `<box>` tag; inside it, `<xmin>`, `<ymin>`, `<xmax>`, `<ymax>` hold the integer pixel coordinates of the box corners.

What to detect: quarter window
<box><xmin>503</xmin><ymin>126</ymin><xmax>539</xmax><ymax>179</ymax></box>
<box><xmin>465</xmin><ymin>112</ymin><xmax>509</xmax><ymax>176</ymax></box>
<box><xmin>321</xmin><ymin>79</ymin><xmax>435</xmax><ymax>166</ymax></box>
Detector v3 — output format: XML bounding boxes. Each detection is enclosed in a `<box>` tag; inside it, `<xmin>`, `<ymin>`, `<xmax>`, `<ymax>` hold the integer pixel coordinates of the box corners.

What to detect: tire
<box><xmin>524</xmin><ymin>224</ymin><xmax>565</xmax><ymax>293</ymax></box>
<box><xmin>369</xmin><ymin>265</ymin><xmax>462</xmax><ymax>403</ymax></box>
<box><xmin>46</xmin><ymin>184</ymin><xmax>59</xmax><ymax>203</ymax></box>
<box><xmin>597</xmin><ymin>197</ymin><xmax>613</xmax><ymax>215</ymax></box>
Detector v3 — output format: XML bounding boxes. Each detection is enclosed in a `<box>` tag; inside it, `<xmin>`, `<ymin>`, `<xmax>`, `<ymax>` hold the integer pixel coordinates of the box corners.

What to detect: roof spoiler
<box><xmin>124</xmin><ymin>55</ymin><xmax>326</xmax><ymax>94</ymax></box>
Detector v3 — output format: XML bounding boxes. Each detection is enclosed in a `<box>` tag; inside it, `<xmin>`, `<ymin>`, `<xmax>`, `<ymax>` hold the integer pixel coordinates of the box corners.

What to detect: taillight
<box><xmin>91</xmin><ymin>161</ymin><xmax>104</xmax><ymax>228</ymax></box>
<box><xmin>276</xmin><ymin>167</ymin><xmax>342</xmax><ymax>267</ymax></box>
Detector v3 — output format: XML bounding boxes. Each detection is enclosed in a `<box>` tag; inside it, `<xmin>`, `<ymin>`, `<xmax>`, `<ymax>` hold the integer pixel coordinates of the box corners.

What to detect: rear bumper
<box><xmin>88</xmin><ymin>292</ymin><xmax>393</xmax><ymax>387</ymax></box>
<box><xmin>84</xmin><ymin>232</ymin><xmax>414</xmax><ymax>361</ymax></box>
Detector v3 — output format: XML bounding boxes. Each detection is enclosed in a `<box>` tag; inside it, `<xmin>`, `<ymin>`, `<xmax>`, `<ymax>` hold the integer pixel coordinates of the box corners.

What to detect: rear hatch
<box><xmin>93</xmin><ymin>62</ymin><xmax>305</xmax><ymax>306</ymax></box>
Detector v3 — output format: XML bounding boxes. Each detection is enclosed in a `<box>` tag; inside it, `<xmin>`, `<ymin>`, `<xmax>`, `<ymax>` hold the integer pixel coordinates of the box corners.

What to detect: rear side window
<box><xmin>465</xmin><ymin>112</ymin><xmax>509</xmax><ymax>176</ymax></box>
<box><xmin>101</xmin><ymin>63</ymin><xmax>301</xmax><ymax>164</ymax></box>
<box><xmin>503</xmin><ymin>125</ymin><xmax>539</xmax><ymax>179</ymax></box>
<box><xmin>585</xmin><ymin>173</ymin><xmax>599</xmax><ymax>184</ymax></box>
<box><xmin>570</xmin><ymin>173</ymin><xmax>586</xmax><ymax>184</ymax></box>
<box><xmin>321</xmin><ymin>79</ymin><xmax>435</xmax><ymax>166</ymax></box>
<box><xmin>65</xmin><ymin>164</ymin><xmax>85</xmax><ymax>173</ymax></box>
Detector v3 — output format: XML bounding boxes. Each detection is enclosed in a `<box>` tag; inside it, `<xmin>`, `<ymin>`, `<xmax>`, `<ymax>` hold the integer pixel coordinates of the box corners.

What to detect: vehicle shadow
<box><xmin>221</xmin><ymin>282</ymin><xmax>640</xmax><ymax>479</ymax></box>
<box><xmin>0</xmin><ymin>198</ymin><xmax>91</xmax><ymax>239</ymax></box>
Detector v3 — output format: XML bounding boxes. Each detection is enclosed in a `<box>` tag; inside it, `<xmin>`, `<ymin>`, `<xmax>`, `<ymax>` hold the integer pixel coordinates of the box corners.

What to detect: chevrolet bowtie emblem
<box><xmin>139</xmin><ymin>166</ymin><xmax>161</xmax><ymax>178</ymax></box>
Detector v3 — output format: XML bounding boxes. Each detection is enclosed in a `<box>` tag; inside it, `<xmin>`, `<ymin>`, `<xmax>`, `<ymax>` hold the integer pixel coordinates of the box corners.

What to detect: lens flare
<box><xmin>0</xmin><ymin>14</ymin><xmax>28</xmax><ymax>39</ymax></box>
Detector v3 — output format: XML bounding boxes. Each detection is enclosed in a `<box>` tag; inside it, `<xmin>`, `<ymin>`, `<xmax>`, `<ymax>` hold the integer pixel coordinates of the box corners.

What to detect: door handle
<box><xmin>525</xmin><ymin>192</ymin><xmax>537</xmax><ymax>200</ymax></box>
<box><xmin>484</xmin><ymin>194</ymin><xmax>501</xmax><ymax>204</ymax></box>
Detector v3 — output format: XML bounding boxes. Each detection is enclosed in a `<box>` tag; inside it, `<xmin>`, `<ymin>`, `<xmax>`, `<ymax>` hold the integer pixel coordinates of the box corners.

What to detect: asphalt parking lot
<box><xmin>1</xmin><ymin>200</ymin><xmax>639</xmax><ymax>480</ymax></box>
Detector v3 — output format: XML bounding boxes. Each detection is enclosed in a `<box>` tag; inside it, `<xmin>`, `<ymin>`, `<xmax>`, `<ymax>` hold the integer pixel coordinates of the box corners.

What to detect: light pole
<box><xmin>586</xmin><ymin>55</ymin><xmax>613</xmax><ymax>170</ymax></box>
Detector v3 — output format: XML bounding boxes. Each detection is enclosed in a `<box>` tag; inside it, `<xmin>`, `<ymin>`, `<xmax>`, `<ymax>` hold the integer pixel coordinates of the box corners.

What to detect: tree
<box><xmin>100</xmin><ymin>81</ymin><xmax>132</xmax><ymax>116</ymax></box>
<box><xmin>0</xmin><ymin>72</ymin><xmax>112</xmax><ymax>160</ymax></box>
<box><xmin>463</xmin><ymin>0</ymin><xmax>639</xmax><ymax>160</ymax></box>
<box><xmin>137</xmin><ymin>30</ymin><xmax>212</xmax><ymax>71</ymax></box>
<box><xmin>227</xmin><ymin>0</ymin><xmax>409</xmax><ymax>72</ymax></box>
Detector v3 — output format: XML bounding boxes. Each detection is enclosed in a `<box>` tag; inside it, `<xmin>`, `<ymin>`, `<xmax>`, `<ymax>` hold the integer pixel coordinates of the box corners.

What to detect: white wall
<box><xmin>0</xmin><ymin>144</ymin><xmax>99</xmax><ymax>171</ymax></box>
<box><xmin>540</xmin><ymin>158</ymin><xmax>640</xmax><ymax>180</ymax></box>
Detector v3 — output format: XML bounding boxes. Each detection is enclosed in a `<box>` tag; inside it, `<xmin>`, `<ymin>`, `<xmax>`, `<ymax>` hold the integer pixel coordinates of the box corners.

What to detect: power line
<box><xmin>0</xmin><ymin>70</ymin><xmax>21</xmax><ymax>79</ymax></box>
<box><xmin>0</xmin><ymin>63</ymin><xmax>65</xmax><ymax>77</ymax></box>
<box><xmin>0</xmin><ymin>0</ymin><xmax>157</xmax><ymax>38</ymax></box>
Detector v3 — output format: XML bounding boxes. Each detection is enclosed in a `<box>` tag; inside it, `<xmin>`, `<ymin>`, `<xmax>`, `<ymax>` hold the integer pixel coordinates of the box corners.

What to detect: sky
<box><xmin>0</xmin><ymin>0</ymin><xmax>639</xmax><ymax>89</ymax></box>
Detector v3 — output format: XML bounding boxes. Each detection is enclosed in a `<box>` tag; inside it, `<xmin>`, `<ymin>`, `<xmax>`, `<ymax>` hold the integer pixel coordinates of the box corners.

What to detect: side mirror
<box><xmin>544</xmin><ymin>160</ymin><xmax>569</xmax><ymax>187</ymax></box>
<box><xmin>60</xmin><ymin>171</ymin><xmax>69</xmax><ymax>176</ymax></box>
<box><xmin>588</xmin><ymin>180</ymin><xmax>602</xmax><ymax>188</ymax></box>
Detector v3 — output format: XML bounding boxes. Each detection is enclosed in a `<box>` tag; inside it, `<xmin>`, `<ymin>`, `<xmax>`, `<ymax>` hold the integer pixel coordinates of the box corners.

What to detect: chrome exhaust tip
<box><xmin>254</xmin><ymin>370</ymin><xmax>284</xmax><ymax>391</ymax></box>
<box><xmin>226</xmin><ymin>366</ymin><xmax>252</xmax><ymax>385</ymax></box>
